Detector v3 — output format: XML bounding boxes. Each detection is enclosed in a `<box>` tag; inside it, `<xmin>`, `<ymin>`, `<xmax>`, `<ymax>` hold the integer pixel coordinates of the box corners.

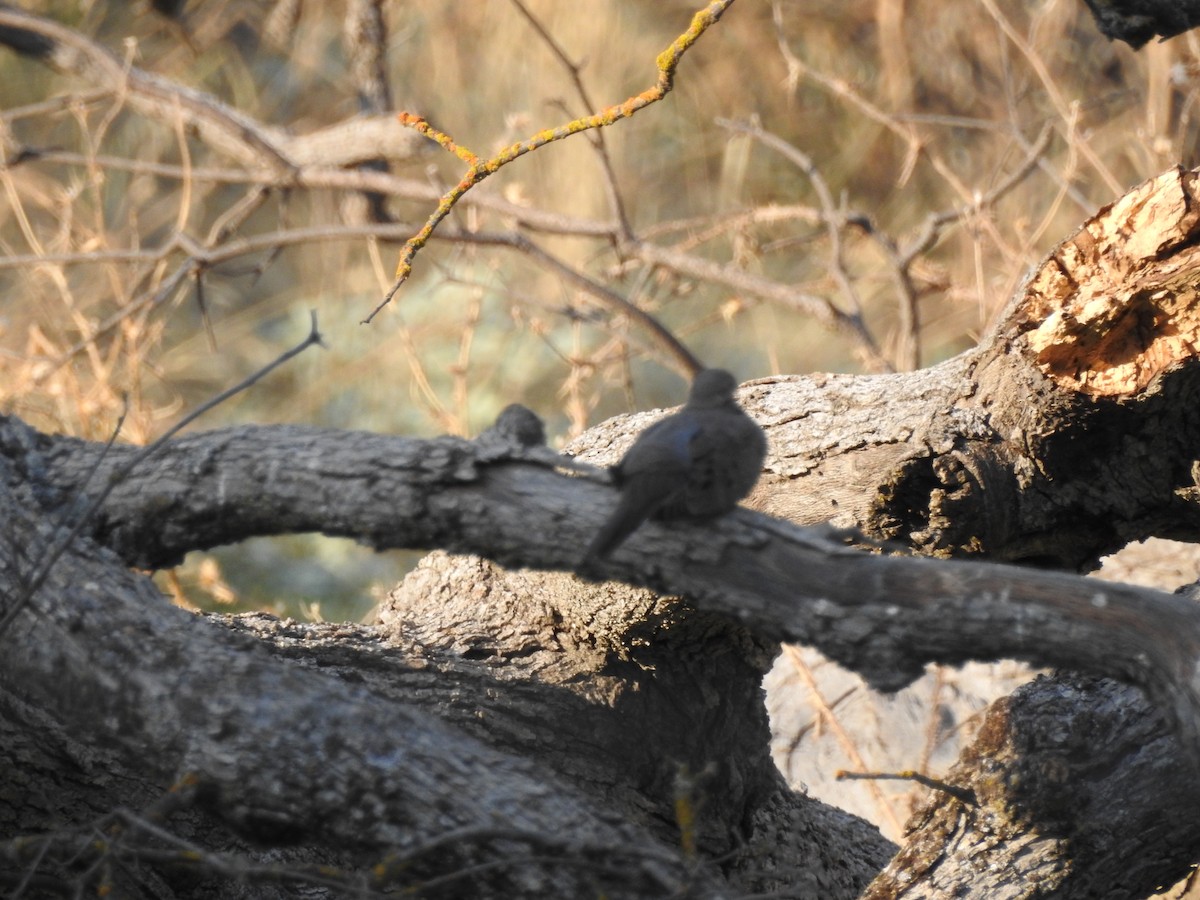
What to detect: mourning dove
<box><xmin>584</xmin><ymin>369</ymin><xmax>767</xmax><ymax>561</ymax></box>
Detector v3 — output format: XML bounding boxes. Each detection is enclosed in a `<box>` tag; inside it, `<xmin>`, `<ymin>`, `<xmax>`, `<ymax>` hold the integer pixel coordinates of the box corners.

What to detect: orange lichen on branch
<box><xmin>365</xmin><ymin>168</ymin><xmax>485</xmax><ymax>320</ymax></box>
<box><xmin>655</xmin><ymin>0</ymin><xmax>732</xmax><ymax>85</ymax></box>
<box><xmin>395</xmin><ymin>112</ymin><xmax>479</xmax><ymax>166</ymax></box>
<box><xmin>1018</xmin><ymin>166</ymin><xmax>1200</xmax><ymax>397</ymax></box>
<box><xmin>482</xmin><ymin>88</ymin><xmax>666</xmax><ymax>173</ymax></box>
<box><xmin>366</xmin><ymin>0</ymin><xmax>736</xmax><ymax>321</ymax></box>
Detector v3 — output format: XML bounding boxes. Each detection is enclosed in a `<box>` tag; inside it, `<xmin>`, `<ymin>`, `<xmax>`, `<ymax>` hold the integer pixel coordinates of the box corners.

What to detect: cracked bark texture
<box><xmin>374</xmin><ymin>166</ymin><xmax>1200</xmax><ymax>898</ymax></box>
<box><xmin>5</xmin><ymin>166</ymin><xmax>1200</xmax><ymax>897</ymax></box>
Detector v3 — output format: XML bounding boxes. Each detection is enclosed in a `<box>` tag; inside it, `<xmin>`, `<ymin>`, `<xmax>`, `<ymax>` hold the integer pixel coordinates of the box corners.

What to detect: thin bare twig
<box><xmin>769</xmin><ymin>0</ymin><xmax>980</xmax><ymax>211</ymax></box>
<box><xmin>897</xmin><ymin>124</ymin><xmax>1055</xmax><ymax>266</ymax></box>
<box><xmin>715</xmin><ymin>117</ymin><xmax>888</xmax><ymax>371</ymax></box>
<box><xmin>369</xmin><ymin>0</ymin><xmax>738</xmax><ymax>321</ymax></box>
<box><xmin>978</xmin><ymin>0</ymin><xmax>1123</xmax><ymax>197</ymax></box>
<box><xmin>783</xmin><ymin>644</ymin><xmax>905</xmax><ymax>836</ymax></box>
<box><xmin>16</xmin><ymin>148</ymin><xmax>623</xmax><ymax>237</ymax></box>
<box><xmin>836</xmin><ymin>768</ymin><xmax>977</xmax><ymax>807</ymax></box>
<box><xmin>470</xmin><ymin>230</ymin><xmax>704</xmax><ymax>376</ymax></box>
<box><xmin>509</xmin><ymin>0</ymin><xmax>633</xmax><ymax>241</ymax></box>
<box><xmin>0</xmin><ymin>8</ymin><xmax>294</xmax><ymax>172</ymax></box>
<box><xmin>0</xmin><ymin>313</ymin><xmax>325</xmax><ymax>637</ymax></box>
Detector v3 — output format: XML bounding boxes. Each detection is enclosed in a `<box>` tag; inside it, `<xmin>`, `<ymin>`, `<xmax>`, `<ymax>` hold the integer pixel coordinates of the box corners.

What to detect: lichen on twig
<box><xmin>365</xmin><ymin>0</ymin><xmax>736</xmax><ymax>323</ymax></box>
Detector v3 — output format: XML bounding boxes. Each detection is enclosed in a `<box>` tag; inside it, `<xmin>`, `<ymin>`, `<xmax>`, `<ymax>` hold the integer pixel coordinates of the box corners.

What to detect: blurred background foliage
<box><xmin>0</xmin><ymin>0</ymin><xmax>1197</xmax><ymax>620</ymax></box>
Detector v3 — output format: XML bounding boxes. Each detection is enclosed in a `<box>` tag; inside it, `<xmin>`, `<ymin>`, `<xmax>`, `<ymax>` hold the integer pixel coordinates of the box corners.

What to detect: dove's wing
<box><xmin>583</xmin><ymin>369</ymin><xmax>766</xmax><ymax>562</ymax></box>
<box><xmin>584</xmin><ymin>416</ymin><xmax>698</xmax><ymax>561</ymax></box>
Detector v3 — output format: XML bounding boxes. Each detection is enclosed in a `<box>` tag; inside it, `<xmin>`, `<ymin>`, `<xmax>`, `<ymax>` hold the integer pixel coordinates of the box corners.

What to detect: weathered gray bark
<box><xmin>865</xmin><ymin>674</ymin><xmax>1198</xmax><ymax>899</ymax></box>
<box><xmin>0</xmin><ymin>410</ymin><xmax>896</xmax><ymax>897</ymax></box>
<box><xmin>6</xmin><ymin>167</ymin><xmax>1200</xmax><ymax>898</ymax></box>
<box><xmin>376</xmin><ymin>166</ymin><xmax>1200</xmax><ymax>899</ymax></box>
<box><xmin>0</xmin><ymin>490</ymin><xmax>705</xmax><ymax>897</ymax></box>
<box><xmin>0</xmin><ymin>470</ymin><xmax>787</xmax><ymax>897</ymax></box>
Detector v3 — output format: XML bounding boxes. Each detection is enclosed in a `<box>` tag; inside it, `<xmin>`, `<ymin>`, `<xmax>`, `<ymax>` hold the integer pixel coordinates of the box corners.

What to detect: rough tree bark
<box><xmin>4</xmin><ymin>165</ymin><xmax>1200</xmax><ymax>898</ymax></box>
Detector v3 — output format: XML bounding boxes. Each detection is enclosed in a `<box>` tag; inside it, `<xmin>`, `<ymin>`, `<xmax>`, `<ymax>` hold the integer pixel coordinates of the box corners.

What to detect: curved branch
<box><xmin>372</xmin><ymin>0</ymin><xmax>738</xmax><ymax>315</ymax></box>
<box><xmin>0</xmin><ymin>9</ymin><xmax>427</xmax><ymax>169</ymax></box>
<box><xmin>20</xmin><ymin>407</ymin><xmax>1200</xmax><ymax>739</ymax></box>
<box><xmin>0</xmin><ymin>475</ymin><xmax>706</xmax><ymax>896</ymax></box>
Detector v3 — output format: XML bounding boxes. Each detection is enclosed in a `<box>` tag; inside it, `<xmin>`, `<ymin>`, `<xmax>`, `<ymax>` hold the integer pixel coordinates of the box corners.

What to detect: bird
<box><xmin>584</xmin><ymin>368</ymin><xmax>767</xmax><ymax>562</ymax></box>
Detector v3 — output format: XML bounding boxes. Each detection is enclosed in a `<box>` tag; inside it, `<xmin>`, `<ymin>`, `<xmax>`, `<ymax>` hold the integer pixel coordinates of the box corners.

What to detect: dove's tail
<box><xmin>583</xmin><ymin>493</ymin><xmax>647</xmax><ymax>562</ymax></box>
<box><xmin>583</xmin><ymin>473</ymin><xmax>681</xmax><ymax>562</ymax></box>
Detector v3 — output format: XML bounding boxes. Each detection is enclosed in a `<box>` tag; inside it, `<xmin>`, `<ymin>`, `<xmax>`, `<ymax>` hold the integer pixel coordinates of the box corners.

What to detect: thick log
<box><xmin>5</xmin><ymin>168</ymin><xmax>1200</xmax><ymax>897</ymax></box>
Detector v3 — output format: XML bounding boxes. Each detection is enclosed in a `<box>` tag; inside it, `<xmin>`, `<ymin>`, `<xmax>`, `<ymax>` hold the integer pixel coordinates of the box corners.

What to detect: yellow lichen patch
<box><xmin>1021</xmin><ymin>167</ymin><xmax>1200</xmax><ymax>396</ymax></box>
<box><xmin>372</xmin><ymin>0</ymin><xmax>736</xmax><ymax>320</ymax></box>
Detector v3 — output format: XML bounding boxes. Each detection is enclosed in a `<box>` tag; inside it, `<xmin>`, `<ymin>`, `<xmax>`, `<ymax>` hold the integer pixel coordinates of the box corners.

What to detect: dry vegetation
<box><xmin>5</xmin><ymin>2</ymin><xmax>1193</xmax><ymax>438</ymax></box>
<box><xmin>4</xmin><ymin>0</ymin><xmax>1200</xmax><ymax>858</ymax></box>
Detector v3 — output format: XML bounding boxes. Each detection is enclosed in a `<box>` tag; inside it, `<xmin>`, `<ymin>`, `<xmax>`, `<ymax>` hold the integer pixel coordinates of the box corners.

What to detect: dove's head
<box><xmin>687</xmin><ymin>368</ymin><xmax>739</xmax><ymax>409</ymax></box>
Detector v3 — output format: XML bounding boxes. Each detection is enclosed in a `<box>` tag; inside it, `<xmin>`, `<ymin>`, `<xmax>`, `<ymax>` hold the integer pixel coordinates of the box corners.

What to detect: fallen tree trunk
<box><xmin>4</xmin><ymin>166</ymin><xmax>1200</xmax><ymax>897</ymax></box>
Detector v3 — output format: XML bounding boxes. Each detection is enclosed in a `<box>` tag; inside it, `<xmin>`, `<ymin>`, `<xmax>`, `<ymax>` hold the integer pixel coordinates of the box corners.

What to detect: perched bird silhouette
<box><xmin>584</xmin><ymin>368</ymin><xmax>767</xmax><ymax>561</ymax></box>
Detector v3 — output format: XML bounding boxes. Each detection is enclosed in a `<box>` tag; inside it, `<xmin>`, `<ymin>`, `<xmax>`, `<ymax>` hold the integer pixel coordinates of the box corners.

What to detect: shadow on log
<box><xmin>4</xmin><ymin>167</ymin><xmax>1200</xmax><ymax>896</ymax></box>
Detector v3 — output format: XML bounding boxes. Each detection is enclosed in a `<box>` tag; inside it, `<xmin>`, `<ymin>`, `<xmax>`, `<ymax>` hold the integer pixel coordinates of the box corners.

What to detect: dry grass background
<box><xmin>3</xmin><ymin>0</ymin><xmax>1200</xmax><ymax>865</ymax></box>
<box><xmin>7</xmin><ymin>2</ymin><xmax>1194</xmax><ymax>447</ymax></box>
